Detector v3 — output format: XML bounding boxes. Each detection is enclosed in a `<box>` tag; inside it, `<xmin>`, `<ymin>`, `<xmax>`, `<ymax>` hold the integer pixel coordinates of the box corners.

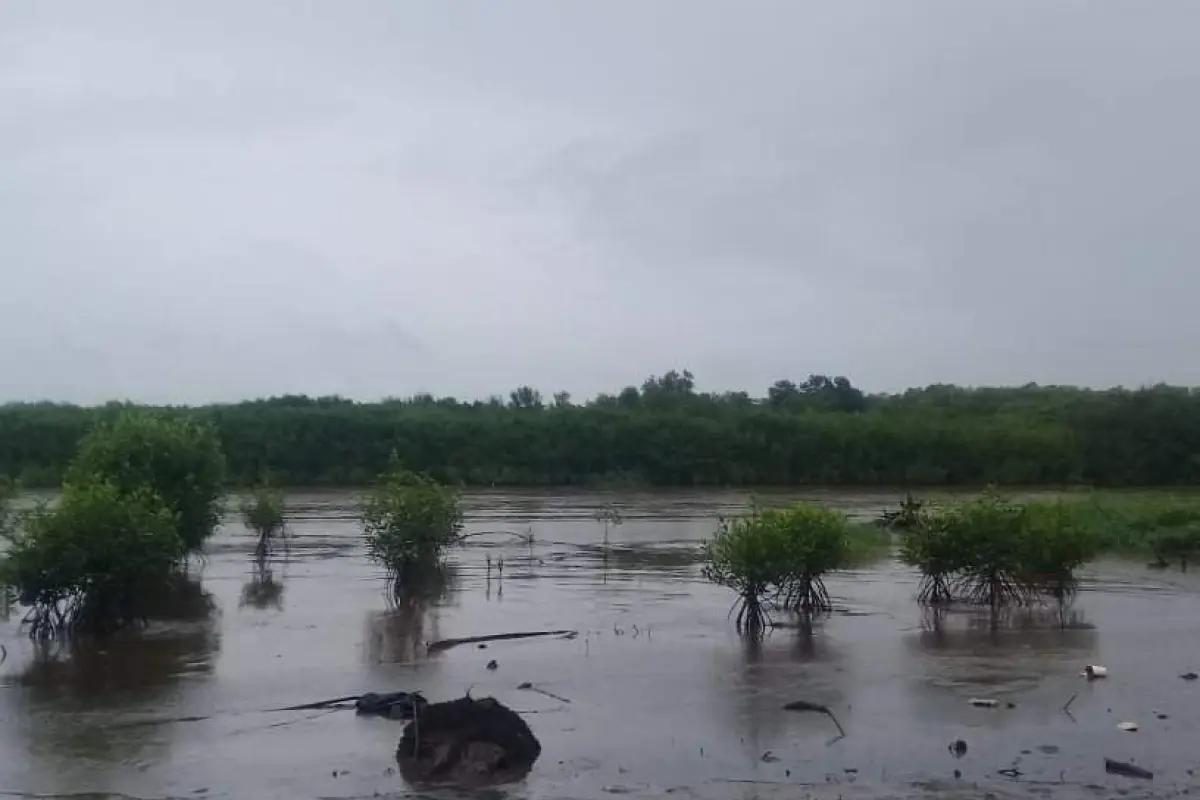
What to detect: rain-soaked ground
<box><xmin>3</xmin><ymin>488</ymin><xmax>1200</xmax><ymax>800</ymax></box>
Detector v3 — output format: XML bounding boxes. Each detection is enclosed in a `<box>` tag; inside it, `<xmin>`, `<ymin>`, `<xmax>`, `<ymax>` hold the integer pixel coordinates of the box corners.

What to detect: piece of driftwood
<box><xmin>426</xmin><ymin>630</ymin><xmax>577</xmax><ymax>653</ymax></box>
<box><xmin>1105</xmin><ymin>758</ymin><xmax>1153</xmax><ymax>780</ymax></box>
<box><xmin>268</xmin><ymin>690</ymin><xmax>427</xmax><ymax>719</ymax></box>
<box><xmin>782</xmin><ymin>700</ymin><xmax>846</xmax><ymax>738</ymax></box>
<box><xmin>397</xmin><ymin>695</ymin><xmax>541</xmax><ymax>787</ymax></box>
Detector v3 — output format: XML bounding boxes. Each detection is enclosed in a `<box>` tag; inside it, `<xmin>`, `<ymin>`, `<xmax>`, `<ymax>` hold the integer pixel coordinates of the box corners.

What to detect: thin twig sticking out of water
<box><xmin>1061</xmin><ymin>691</ymin><xmax>1078</xmax><ymax>722</ymax></box>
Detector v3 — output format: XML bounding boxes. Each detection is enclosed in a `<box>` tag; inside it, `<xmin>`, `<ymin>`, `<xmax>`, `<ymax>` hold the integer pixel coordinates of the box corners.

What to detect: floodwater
<box><xmin>2</xmin><ymin>488</ymin><xmax>1200</xmax><ymax>800</ymax></box>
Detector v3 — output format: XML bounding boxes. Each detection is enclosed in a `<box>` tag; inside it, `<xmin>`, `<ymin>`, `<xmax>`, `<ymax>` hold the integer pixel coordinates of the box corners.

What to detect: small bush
<box><xmin>240</xmin><ymin>486</ymin><xmax>287</xmax><ymax>560</ymax></box>
<box><xmin>66</xmin><ymin>411</ymin><xmax>226</xmax><ymax>553</ymax></box>
<box><xmin>901</xmin><ymin>493</ymin><xmax>1102</xmax><ymax>608</ymax></box>
<box><xmin>704</xmin><ymin>502</ymin><xmax>861</xmax><ymax>635</ymax></box>
<box><xmin>771</xmin><ymin>504</ymin><xmax>856</xmax><ymax>613</ymax></box>
<box><xmin>0</xmin><ymin>480</ymin><xmax>184</xmax><ymax>638</ymax></box>
<box><xmin>361</xmin><ymin>461</ymin><xmax>463</xmax><ymax>579</ymax></box>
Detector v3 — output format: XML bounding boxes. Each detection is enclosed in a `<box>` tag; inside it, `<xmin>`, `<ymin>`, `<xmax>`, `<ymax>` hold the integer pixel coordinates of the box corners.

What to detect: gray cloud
<box><xmin>2</xmin><ymin>1</ymin><xmax>1199</xmax><ymax>403</ymax></box>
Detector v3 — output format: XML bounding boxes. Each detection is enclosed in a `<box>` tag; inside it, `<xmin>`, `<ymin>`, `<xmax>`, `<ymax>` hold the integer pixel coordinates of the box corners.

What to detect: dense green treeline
<box><xmin>2</xmin><ymin>371</ymin><xmax>1200</xmax><ymax>488</ymax></box>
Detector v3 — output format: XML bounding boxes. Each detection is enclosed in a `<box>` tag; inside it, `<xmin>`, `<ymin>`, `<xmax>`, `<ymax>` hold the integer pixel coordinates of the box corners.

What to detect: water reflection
<box><xmin>2</xmin><ymin>619</ymin><xmax>220</xmax><ymax>772</ymax></box>
<box><xmin>713</xmin><ymin>623</ymin><xmax>849</xmax><ymax>752</ymax></box>
<box><xmin>364</xmin><ymin>565</ymin><xmax>458</xmax><ymax>665</ymax></box>
<box><xmin>903</xmin><ymin>604</ymin><xmax>1098</xmax><ymax>697</ymax></box>
<box><xmin>239</xmin><ymin>560</ymin><xmax>286</xmax><ymax>611</ymax></box>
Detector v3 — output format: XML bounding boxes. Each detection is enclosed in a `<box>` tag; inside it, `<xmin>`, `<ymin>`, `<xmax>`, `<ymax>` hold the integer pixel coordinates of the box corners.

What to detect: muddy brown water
<box><xmin>2</xmin><ymin>489</ymin><xmax>1200</xmax><ymax>800</ymax></box>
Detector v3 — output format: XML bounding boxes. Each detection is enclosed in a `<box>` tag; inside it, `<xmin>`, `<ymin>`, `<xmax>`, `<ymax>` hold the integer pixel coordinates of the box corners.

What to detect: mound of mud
<box><xmin>396</xmin><ymin>695</ymin><xmax>541</xmax><ymax>787</ymax></box>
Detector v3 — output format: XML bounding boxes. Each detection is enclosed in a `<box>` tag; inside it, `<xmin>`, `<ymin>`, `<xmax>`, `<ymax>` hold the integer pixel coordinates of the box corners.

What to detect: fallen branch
<box><xmin>782</xmin><ymin>699</ymin><xmax>846</xmax><ymax>738</ymax></box>
<box><xmin>1105</xmin><ymin>758</ymin><xmax>1153</xmax><ymax>780</ymax></box>
<box><xmin>427</xmin><ymin>630</ymin><xmax>577</xmax><ymax>653</ymax></box>
<box><xmin>266</xmin><ymin>694</ymin><xmax>362</xmax><ymax>712</ymax></box>
<box><xmin>1061</xmin><ymin>691</ymin><xmax>1078</xmax><ymax>721</ymax></box>
<box><xmin>517</xmin><ymin>682</ymin><xmax>571</xmax><ymax>703</ymax></box>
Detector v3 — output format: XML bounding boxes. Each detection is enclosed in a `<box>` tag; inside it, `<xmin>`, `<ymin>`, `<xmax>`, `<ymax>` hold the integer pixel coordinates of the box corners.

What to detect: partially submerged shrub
<box><xmin>898</xmin><ymin>503</ymin><xmax>958</xmax><ymax>604</ymax></box>
<box><xmin>901</xmin><ymin>493</ymin><xmax>1101</xmax><ymax>608</ymax></box>
<box><xmin>771</xmin><ymin>505</ymin><xmax>856</xmax><ymax>613</ymax></box>
<box><xmin>240</xmin><ymin>486</ymin><xmax>287</xmax><ymax>561</ymax></box>
<box><xmin>66</xmin><ymin>411</ymin><xmax>226</xmax><ymax>553</ymax></box>
<box><xmin>0</xmin><ymin>480</ymin><xmax>184</xmax><ymax>638</ymax></box>
<box><xmin>876</xmin><ymin>491</ymin><xmax>925</xmax><ymax>530</ymax></box>
<box><xmin>704</xmin><ymin>502</ymin><xmax>860</xmax><ymax>635</ymax></box>
<box><xmin>360</xmin><ymin>461</ymin><xmax>464</xmax><ymax>580</ymax></box>
<box><xmin>1020</xmin><ymin>500</ymin><xmax>1100</xmax><ymax>599</ymax></box>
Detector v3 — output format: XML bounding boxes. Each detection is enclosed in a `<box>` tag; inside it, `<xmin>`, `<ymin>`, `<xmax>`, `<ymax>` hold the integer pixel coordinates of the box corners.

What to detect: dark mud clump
<box><xmin>396</xmin><ymin>695</ymin><xmax>541</xmax><ymax>787</ymax></box>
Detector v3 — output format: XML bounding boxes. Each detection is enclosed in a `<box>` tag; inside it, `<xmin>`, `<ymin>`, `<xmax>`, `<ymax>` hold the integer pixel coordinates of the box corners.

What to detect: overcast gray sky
<box><xmin>3</xmin><ymin>2</ymin><xmax>1199</xmax><ymax>404</ymax></box>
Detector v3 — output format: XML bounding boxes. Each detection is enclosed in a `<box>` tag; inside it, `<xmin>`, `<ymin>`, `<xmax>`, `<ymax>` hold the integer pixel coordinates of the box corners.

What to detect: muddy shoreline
<box><xmin>2</xmin><ymin>489</ymin><xmax>1198</xmax><ymax>799</ymax></box>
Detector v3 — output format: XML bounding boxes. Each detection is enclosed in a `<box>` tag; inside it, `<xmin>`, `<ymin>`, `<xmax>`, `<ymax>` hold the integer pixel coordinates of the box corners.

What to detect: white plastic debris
<box><xmin>1082</xmin><ymin>665</ymin><xmax>1108</xmax><ymax>679</ymax></box>
<box><xmin>1118</xmin><ymin>721</ymin><xmax>1139</xmax><ymax>732</ymax></box>
<box><xmin>968</xmin><ymin>698</ymin><xmax>999</xmax><ymax>708</ymax></box>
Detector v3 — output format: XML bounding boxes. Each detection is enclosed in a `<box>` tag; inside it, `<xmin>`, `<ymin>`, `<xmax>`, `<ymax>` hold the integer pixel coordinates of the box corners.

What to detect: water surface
<box><xmin>2</xmin><ymin>489</ymin><xmax>1198</xmax><ymax>800</ymax></box>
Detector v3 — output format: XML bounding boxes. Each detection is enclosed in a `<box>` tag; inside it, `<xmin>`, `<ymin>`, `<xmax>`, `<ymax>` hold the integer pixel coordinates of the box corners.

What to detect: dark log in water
<box><xmin>1105</xmin><ymin>758</ymin><xmax>1153</xmax><ymax>780</ymax></box>
<box><xmin>396</xmin><ymin>696</ymin><xmax>541</xmax><ymax>787</ymax></box>
<box><xmin>426</xmin><ymin>630</ymin><xmax>577</xmax><ymax>653</ymax></box>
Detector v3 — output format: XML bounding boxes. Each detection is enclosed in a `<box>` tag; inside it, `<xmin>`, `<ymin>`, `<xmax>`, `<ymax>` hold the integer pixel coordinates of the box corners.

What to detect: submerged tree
<box><xmin>0</xmin><ymin>480</ymin><xmax>184</xmax><ymax>638</ymax></box>
<box><xmin>360</xmin><ymin>458</ymin><xmax>464</xmax><ymax>589</ymax></box>
<box><xmin>901</xmin><ymin>493</ymin><xmax>1102</xmax><ymax>610</ymax></box>
<box><xmin>240</xmin><ymin>485</ymin><xmax>287</xmax><ymax>561</ymax></box>
<box><xmin>1020</xmin><ymin>500</ymin><xmax>1100</xmax><ymax>600</ymax></box>
<box><xmin>898</xmin><ymin>503</ymin><xmax>958</xmax><ymax>605</ymax></box>
<box><xmin>705</xmin><ymin>503</ymin><xmax>862</xmax><ymax>636</ymax></box>
<box><xmin>771</xmin><ymin>504</ymin><xmax>856</xmax><ymax>614</ymax></box>
<box><xmin>65</xmin><ymin>411</ymin><xmax>226</xmax><ymax>553</ymax></box>
<box><xmin>704</xmin><ymin>512</ymin><xmax>785</xmax><ymax>637</ymax></box>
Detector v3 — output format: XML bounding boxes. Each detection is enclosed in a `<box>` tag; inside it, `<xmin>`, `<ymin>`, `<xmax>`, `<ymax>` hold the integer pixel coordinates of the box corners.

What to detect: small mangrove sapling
<box><xmin>240</xmin><ymin>485</ymin><xmax>288</xmax><ymax>561</ymax></box>
<box><xmin>360</xmin><ymin>459</ymin><xmax>464</xmax><ymax>588</ymax></box>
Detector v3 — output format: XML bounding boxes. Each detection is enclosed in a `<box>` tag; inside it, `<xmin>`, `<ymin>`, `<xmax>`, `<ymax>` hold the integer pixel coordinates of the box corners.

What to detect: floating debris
<box><xmin>486</xmin><ymin>659</ymin><xmax>498</xmax><ymax>670</ymax></box>
<box><xmin>1105</xmin><ymin>758</ymin><xmax>1153</xmax><ymax>780</ymax></box>
<box><xmin>1181</xmin><ymin>672</ymin><xmax>1199</xmax><ymax>681</ymax></box>
<box><xmin>968</xmin><ymin>698</ymin><xmax>999</xmax><ymax>708</ymax></box>
<box><xmin>1082</xmin><ymin>665</ymin><xmax>1108</xmax><ymax>680</ymax></box>
<box><xmin>1117</xmin><ymin>721</ymin><xmax>1139</xmax><ymax>732</ymax></box>
<box><xmin>782</xmin><ymin>700</ymin><xmax>846</xmax><ymax>738</ymax></box>
<box><xmin>949</xmin><ymin>739</ymin><xmax>968</xmax><ymax>758</ymax></box>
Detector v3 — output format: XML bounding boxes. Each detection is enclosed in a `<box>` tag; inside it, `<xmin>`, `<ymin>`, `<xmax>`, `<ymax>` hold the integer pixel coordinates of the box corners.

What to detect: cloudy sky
<box><xmin>3</xmin><ymin>2</ymin><xmax>1199</xmax><ymax>404</ymax></box>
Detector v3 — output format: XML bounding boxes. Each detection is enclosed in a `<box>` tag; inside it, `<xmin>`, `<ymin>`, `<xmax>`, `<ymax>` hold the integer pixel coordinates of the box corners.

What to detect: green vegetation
<box><xmin>0</xmin><ymin>481</ymin><xmax>183</xmax><ymax>637</ymax></box>
<box><xmin>65</xmin><ymin>411</ymin><xmax>226</xmax><ymax>552</ymax></box>
<box><xmin>893</xmin><ymin>491</ymin><xmax>1200</xmax><ymax>608</ymax></box>
<box><xmin>240</xmin><ymin>486</ymin><xmax>287</xmax><ymax>561</ymax></box>
<box><xmin>360</xmin><ymin>459</ymin><xmax>464</xmax><ymax>583</ymax></box>
<box><xmin>703</xmin><ymin>503</ymin><xmax>872</xmax><ymax>635</ymax></box>
<box><xmin>3</xmin><ymin>378</ymin><xmax>1200</xmax><ymax>488</ymax></box>
<box><xmin>0</xmin><ymin>412</ymin><xmax>229</xmax><ymax>637</ymax></box>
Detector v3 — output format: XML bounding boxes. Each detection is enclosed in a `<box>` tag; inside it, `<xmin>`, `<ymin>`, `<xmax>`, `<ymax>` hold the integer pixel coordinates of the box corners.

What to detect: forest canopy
<box><xmin>2</xmin><ymin>372</ymin><xmax>1199</xmax><ymax>488</ymax></box>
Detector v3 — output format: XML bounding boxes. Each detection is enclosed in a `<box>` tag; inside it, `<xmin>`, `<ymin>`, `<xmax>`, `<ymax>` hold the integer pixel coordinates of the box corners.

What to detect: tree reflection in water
<box><xmin>365</xmin><ymin>564</ymin><xmax>457</xmax><ymax>665</ymax></box>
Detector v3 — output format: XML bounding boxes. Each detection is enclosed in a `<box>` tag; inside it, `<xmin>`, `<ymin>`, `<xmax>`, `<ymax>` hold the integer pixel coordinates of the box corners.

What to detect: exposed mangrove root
<box><xmin>732</xmin><ymin>594</ymin><xmax>772</xmax><ymax>637</ymax></box>
<box><xmin>426</xmin><ymin>630</ymin><xmax>577</xmax><ymax>654</ymax></box>
<box><xmin>779</xmin><ymin>575</ymin><xmax>833</xmax><ymax>614</ymax></box>
<box><xmin>397</xmin><ymin>695</ymin><xmax>542</xmax><ymax>787</ymax></box>
<box><xmin>782</xmin><ymin>699</ymin><xmax>846</xmax><ymax>738</ymax></box>
<box><xmin>953</xmin><ymin>570</ymin><xmax>1032</xmax><ymax>608</ymax></box>
<box><xmin>916</xmin><ymin>573</ymin><xmax>954</xmax><ymax>606</ymax></box>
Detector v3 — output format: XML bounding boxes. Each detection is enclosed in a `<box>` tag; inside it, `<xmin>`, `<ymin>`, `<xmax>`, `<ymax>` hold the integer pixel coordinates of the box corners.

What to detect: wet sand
<box><xmin>2</xmin><ymin>488</ymin><xmax>1199</xmax><ymax>800</ymax></box>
